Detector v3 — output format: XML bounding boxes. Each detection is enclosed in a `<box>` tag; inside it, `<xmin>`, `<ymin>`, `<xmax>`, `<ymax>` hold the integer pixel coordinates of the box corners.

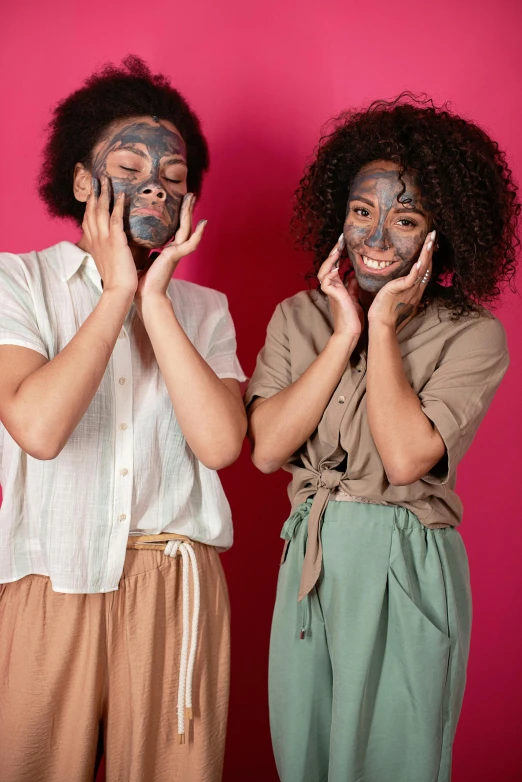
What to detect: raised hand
<box><xmin>82</xmin><ymin>176</ymin><xmax>138</xmax><ymax>296</ymax></box>
<box><xmin>368</xmin><ymin>230</ymin><xmax>436</xmax><ymax>331</ymax></box>
<box><xmin>135</xmin><ymin>193</ymin><xmax>206</xmax><ymax>302</ymax></box>
<box><xmin>317</xmin><ymin>235</ymin><xmax>365</xmax><ymax>339</ymax></box>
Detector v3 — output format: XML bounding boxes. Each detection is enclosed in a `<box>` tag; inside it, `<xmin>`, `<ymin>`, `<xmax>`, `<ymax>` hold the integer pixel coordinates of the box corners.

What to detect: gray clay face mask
<box><xmin>343</xmin><ymin>165</ymin><xmax>431</xmax><ymax>293</ymax></box>
<box><xmin>91</xmin><ymin>119</ymin><xmax>188</xmax><ymax>248</ymax></box>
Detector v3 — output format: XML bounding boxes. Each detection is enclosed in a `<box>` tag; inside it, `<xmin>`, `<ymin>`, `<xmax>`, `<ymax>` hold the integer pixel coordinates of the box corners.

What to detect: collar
<box><xmin>56</xmin><ymin>241</ymin><xmax>102</xmax><ymax>291</ymax></box>
<box><xmin>53</xmin><ymin>240</ymin><xmax>174</xmax><ymax>301</ymax></box>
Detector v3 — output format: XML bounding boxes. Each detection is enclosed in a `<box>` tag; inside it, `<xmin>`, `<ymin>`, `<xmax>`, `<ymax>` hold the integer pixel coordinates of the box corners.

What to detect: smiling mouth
<box><xmin>361</xmin><ymin>255</ymin><xmax>396</xmax><ymax>270</ymax></box>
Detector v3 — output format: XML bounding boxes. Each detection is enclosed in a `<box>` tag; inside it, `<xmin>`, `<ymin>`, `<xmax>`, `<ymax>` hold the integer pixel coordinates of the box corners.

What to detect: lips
<box><xmin>354</xmin><ymin>252</ymin><xmax>399</xmax><ymax>275</ymax></box>
<box><xmin>132</xmin><ymin>207</ymin><xmax>165</xmax><ymax>219</ymax></box>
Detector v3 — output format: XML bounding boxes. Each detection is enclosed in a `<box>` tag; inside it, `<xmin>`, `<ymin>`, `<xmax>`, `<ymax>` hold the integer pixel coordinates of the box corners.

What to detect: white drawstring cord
<box><xmin>184</xmin><ymin>543</ymin><xmax>200</xmax><ymax>721</ymax></box>
<box><xmin>164</xmin><ymin>539</ymin><xmax>200</xmax><ymax>744</ymax></box>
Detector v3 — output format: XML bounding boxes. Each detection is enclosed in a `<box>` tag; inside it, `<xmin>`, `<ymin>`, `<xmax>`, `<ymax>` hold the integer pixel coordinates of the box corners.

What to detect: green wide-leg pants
<box><xmin>269</xmin><ymin>500</ymin><xmax>472</xmax><ymax>782</ymax></box>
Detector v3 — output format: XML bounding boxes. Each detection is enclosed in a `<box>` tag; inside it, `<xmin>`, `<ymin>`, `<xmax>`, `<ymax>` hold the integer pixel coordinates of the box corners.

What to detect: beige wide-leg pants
<box><xmin>0</xmin><ymin>539</ymin><xmax>230</xmax><ymax>782</ymax></box>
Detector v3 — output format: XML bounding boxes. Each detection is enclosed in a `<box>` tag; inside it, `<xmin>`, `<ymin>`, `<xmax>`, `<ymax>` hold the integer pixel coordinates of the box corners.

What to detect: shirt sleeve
<box><xmin>205</xmin><ymin>294</ymin><xmax>247</xmax><ymax>382</ymax></box>
<box><xmin>0</xmin><ymin>253</ymin><xmax>48</xmax><ymax>358</ymax></box>
<box><xmin>244</xmin><ymin>302</ymin><xmax>292</xmax><ymax>407</ymax></box>
<box><xmin>419</xmin><ymin>316</ymin><xmax>509</xmax><ymax>484</ymax></box>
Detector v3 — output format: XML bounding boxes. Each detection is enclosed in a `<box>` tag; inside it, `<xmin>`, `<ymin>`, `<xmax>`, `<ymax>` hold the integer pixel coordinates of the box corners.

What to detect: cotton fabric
<box><xmin>245</xmin><ymin>290</ymin><xmax>508</xmax><ymax>529</ymax></box>
<box><xmin>0</xmin><ymin>242</ymin><xmax>246</xmax><ymax>593</ymax></box>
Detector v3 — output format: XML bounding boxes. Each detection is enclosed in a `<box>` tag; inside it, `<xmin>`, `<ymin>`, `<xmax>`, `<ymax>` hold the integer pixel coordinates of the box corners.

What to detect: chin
<box><xmin>127</xmin><ymin>234</ymin><xmax>171</xmax><ymax>250</ymax></box>
<box><xmin>354</xmin><ymin>272</ymin><xmax>390</xmax><ymax>294</ymax></box>
<box><xmin>126</xmin><ymin>215</ymin><xmax>176</xmax><ymax>249</ymax></box>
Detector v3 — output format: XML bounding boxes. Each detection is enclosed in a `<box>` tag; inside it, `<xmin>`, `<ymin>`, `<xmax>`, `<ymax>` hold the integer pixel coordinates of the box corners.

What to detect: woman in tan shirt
<box><xmin>246</xmin><ymin>97</ymin><xmax>519</xmax><ymax>782</ymax></box>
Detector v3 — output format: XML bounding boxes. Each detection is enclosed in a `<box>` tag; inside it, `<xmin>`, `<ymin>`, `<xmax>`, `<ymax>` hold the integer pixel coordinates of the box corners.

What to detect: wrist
<box><xmin>368</xmin><ymin>319</ymin><xmax>397</xmax><ymax>339</ymax></box>
<box><xmin>139</xmin><ymin>292</ymin><xmax>175</xmax><ymax>320</ymax></box>
<box><xmin>328</xmin><ymin>331</ymin><xmax>359</xmax><ymax>354</ymax></box>
<box><xmin>100</xmin><ymin>286</ymin><xmax>135</xmax><ymax>308</ymax></box>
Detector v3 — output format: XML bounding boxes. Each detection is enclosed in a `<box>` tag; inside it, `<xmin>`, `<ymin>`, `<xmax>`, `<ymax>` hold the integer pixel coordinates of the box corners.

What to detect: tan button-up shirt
<box><xmin>246</xmin><ymin>288</ymin><xmax>508</xmax><ymax>533</ymax></box>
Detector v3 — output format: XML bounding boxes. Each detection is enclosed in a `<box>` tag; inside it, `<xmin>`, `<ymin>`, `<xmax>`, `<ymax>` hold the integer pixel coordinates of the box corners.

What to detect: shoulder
<box><xmin>0</xmin><ymin>244</ymin><xmax>63</xmax><ymax>284</ymax></box>
<box><xmin>169</xmin><ymin>278</ymin><xmax>227</xmax><ymax>304</ymax></box>
<box><xmin>0</xmin><ymin>249</ymin><xmax>51</xmax><ymax>294</ymax></box>
<box><xmin>278</xmin><ymin>288</ymin><xmax>325</xmax><ymax>315</ymax></box>
<box><xmin>167</xmin><ymin>278</ymin><xmax>231</xmax><ymax>327</ymax></box>
<box><xmin>272</xmin><ymin>289</ymin><xmax>331</xmax><ymax>331</ymax></box>
<box><xmin>433</xmin><ymin>303</ymin><xmax>508</xmax><ymax>354</ymax></box>
<box><xmin>0</xmin><ymin>249</ymin><xmax>37</xmax><ymax>276</ymax></box>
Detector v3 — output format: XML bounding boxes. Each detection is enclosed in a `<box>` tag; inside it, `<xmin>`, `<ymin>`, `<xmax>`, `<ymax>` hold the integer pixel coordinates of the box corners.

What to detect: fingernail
<box><xmin>198</xmin><ymin>219</ymin><xmax>207</xmax><ymax>229</ymax></box>
<box><xmin>427</xmin><ymin>241</ymin><xmax>433</xmax><ymax>251</ymax></box>
<box><xmin>338</xmin><ymin>234</ymin><xmax>345</xmax><ymax>249</ymax></box>
<box><xmin>417</xmin><ymin>260</ymin><xmax>422</xmax><ymax>269</ymax></box>
<box><xmin>431</xmin><ymin>230</ymin><xmax>437</xmax><ymax>240</ymax></box>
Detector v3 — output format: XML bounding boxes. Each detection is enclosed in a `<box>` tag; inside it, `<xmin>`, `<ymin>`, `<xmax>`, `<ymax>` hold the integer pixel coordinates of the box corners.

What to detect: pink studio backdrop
<box><xmin>1</xmin><ymin>1</ymin><xmax>521</xmax><ymax>779</ymax></box>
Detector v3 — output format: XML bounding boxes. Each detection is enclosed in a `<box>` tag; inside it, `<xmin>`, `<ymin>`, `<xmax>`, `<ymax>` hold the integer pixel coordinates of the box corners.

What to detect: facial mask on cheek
<box><xmin>107</xmin><ymin>176</ymin><xmax>182</xmax><ymax>248</ymax></box>
<box><xmin>92</xmin><ymin>121</ymin><xmax>187</xmax><ymax>248</ymax></box>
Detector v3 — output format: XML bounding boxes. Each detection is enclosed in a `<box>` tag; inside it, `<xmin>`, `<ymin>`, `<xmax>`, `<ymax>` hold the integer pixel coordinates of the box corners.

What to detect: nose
<box><xmin>364</xmin><ymin>224</ymin><xmax>389</xmax><ymax>250</ymax></box>
<box><xmin>138</xmin><ymin>182</ymin><xmax>166</xmax><ymax>201</ymax></box>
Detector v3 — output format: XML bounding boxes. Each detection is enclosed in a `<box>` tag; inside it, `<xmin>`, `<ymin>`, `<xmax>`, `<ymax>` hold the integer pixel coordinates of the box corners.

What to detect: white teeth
<box><xmin>362</xmin><ymin>256</ymin><xmax>394</xmax><ymax>270</ymax></box>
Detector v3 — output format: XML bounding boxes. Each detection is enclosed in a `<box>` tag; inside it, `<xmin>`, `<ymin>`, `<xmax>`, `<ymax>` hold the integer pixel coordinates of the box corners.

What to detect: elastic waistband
<box><xmin>289</xmin><ymin>474</ymin><xmax>450</xmax><ymax>605</ymax></box>
<box><xmin>284</xmin><ymin>498</ymin><xmax>447</xmax><ymax>540</ymax></box>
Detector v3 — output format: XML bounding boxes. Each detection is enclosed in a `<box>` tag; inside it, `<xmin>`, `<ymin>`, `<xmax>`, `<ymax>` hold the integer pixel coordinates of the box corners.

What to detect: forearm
<box><xmin>140</xmin><ymin>294</ymin><xmax>246</xmax><ymax>470</ymax></box>
<box><xmin>248</xmin><ymin>333</ymin><xmax>358</xmax><ymax>473</ymax></box>
<box><xmin>9</xmin><ymin>289</ymin><xmax>133</xmax><ymax>458</ymax></box>
<box><xmin>367</xmin><ymin>322</ymin><xmax>444</xmax><ymax>485</ymax></box>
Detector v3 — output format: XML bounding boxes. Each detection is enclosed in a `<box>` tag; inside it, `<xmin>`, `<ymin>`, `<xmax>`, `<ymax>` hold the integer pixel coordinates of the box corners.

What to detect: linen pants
<box><xmin>269</xmin><ymin>500</ymin><xmax>472</xmax><ymax>782</ymax></box>
<box><xmin>0</xmin><ymin>543</ymin><xmax>230</xmax><ymax>782</ymax></box>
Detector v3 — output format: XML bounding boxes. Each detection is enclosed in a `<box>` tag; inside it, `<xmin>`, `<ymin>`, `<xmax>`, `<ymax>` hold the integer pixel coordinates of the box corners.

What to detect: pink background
<box><xmin>1</xmin><ymin>0</ymin><xmax>521</xmax><ymax>779</ymax></box>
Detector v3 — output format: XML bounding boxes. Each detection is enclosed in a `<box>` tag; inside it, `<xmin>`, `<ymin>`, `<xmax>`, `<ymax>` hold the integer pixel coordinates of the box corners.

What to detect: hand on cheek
<box><xmin>367</xmin><ymin>230</ymin><xmax>436</xmax><ymax>331</ymax></box>
<box><xmin>135</xmin><ymin>193</ymin><xmax>207</xmax><ymax>304</ymax></box>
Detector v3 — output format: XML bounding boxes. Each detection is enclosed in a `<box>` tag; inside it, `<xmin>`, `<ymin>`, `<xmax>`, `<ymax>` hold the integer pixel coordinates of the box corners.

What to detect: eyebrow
<box><xmin>114</xmin><ymin>144</ymin><xmax>148</xmax><ymax>159</ymax></box>
<box><xmin>350</xmin><ymin>195</ymin><xmax>426</xmax><ymax>216</ymax></box>
<box><xmin>394</xmin><ymin>205</ymin><xmax>426</xmax><ymax>217</ymax></box>
<box><xmin>164</xmin><ymin>156</ymin><xmax>188</xmax><ymax>167</ymax></box>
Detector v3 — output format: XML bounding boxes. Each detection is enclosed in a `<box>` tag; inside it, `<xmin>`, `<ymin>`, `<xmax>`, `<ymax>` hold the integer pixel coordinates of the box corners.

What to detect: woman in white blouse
<box><xmin>0</xmin><ymin>56</ymin><xmax>246</xmax><ymax>782</ymax></box>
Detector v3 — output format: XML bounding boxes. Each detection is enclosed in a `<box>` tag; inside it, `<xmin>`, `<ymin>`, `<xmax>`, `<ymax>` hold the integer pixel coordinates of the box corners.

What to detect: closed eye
<box><xmin>120</xmin><ymin>166</ymin><xmax>138</xmax><ymax>172</ymax></box>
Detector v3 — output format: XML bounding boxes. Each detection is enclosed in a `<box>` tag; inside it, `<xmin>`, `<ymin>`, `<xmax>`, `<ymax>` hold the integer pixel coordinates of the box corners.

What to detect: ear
<box><xmin>73</xmin><ymin>162</ymin><xmax>92</xmax><ymax>203</ymax></box>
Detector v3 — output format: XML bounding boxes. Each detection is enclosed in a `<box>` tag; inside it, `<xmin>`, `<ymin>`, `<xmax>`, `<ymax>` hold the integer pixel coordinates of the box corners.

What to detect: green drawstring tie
<box><xmin>280</xmin><ymin>501</ymin><xmax>313</xmax><ymax>640</ymax></box>
<box><xmin>280</xmin><ymin>502</ymin><xmax>310</xmax><ymax>542</ymax></box>
<box><xmin>300</xmin><ymin>593</ymin><xmax>311</xmax><ymax>640</ymax></box>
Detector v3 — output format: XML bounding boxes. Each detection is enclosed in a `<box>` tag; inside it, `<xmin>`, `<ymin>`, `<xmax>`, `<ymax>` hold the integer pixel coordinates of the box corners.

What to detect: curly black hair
<box><xmin>39</xmin><ymin>55</ymin><xmax>209</xmax><ymax>225</ymax></box>
<box><xmin>293</xmin><ymin>93</ymin><xmax>520</xmax><ymax>315</ymax></box>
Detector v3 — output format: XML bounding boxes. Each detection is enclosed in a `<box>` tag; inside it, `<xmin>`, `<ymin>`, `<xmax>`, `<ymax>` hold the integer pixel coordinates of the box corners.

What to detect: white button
<box><xmin>338</xmin><ymin>395</ymin><xmax>346</xmax><ymax>404</ymax></box>
<box><xmin>119</xmin><ymin>513</ymin><xmax>127</xmax><ymax>521</ymax></box>
<box><xmin>118</xmin><ymin>330</ymin><xmax>126</xmax><ymax>339</ymax></box>
<box><xmin>119</xmin><ymin>377</ymin><xmax>126</xmax><ymax>385</ymax></box>
<box><xmin>120</xmin><ymin>423</ymin><xmax>127</xmax><ymax>431</ymax></box>
<box><xmin>120</xmin><ymin>468</ymin><xmax>129</xmax><ymax>476</ymax></box>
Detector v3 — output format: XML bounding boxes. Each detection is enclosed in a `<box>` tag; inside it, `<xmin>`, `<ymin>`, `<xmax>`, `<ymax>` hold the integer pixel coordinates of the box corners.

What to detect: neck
<box><xmin>77</xmin><ymin>233</ymin><xmax>150</xmax><ymax>270</ymax></box>
<box><xmin>359</xmin><ymin>288</ymin><xmax>376</xmax><ymax>313</ymax></box>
